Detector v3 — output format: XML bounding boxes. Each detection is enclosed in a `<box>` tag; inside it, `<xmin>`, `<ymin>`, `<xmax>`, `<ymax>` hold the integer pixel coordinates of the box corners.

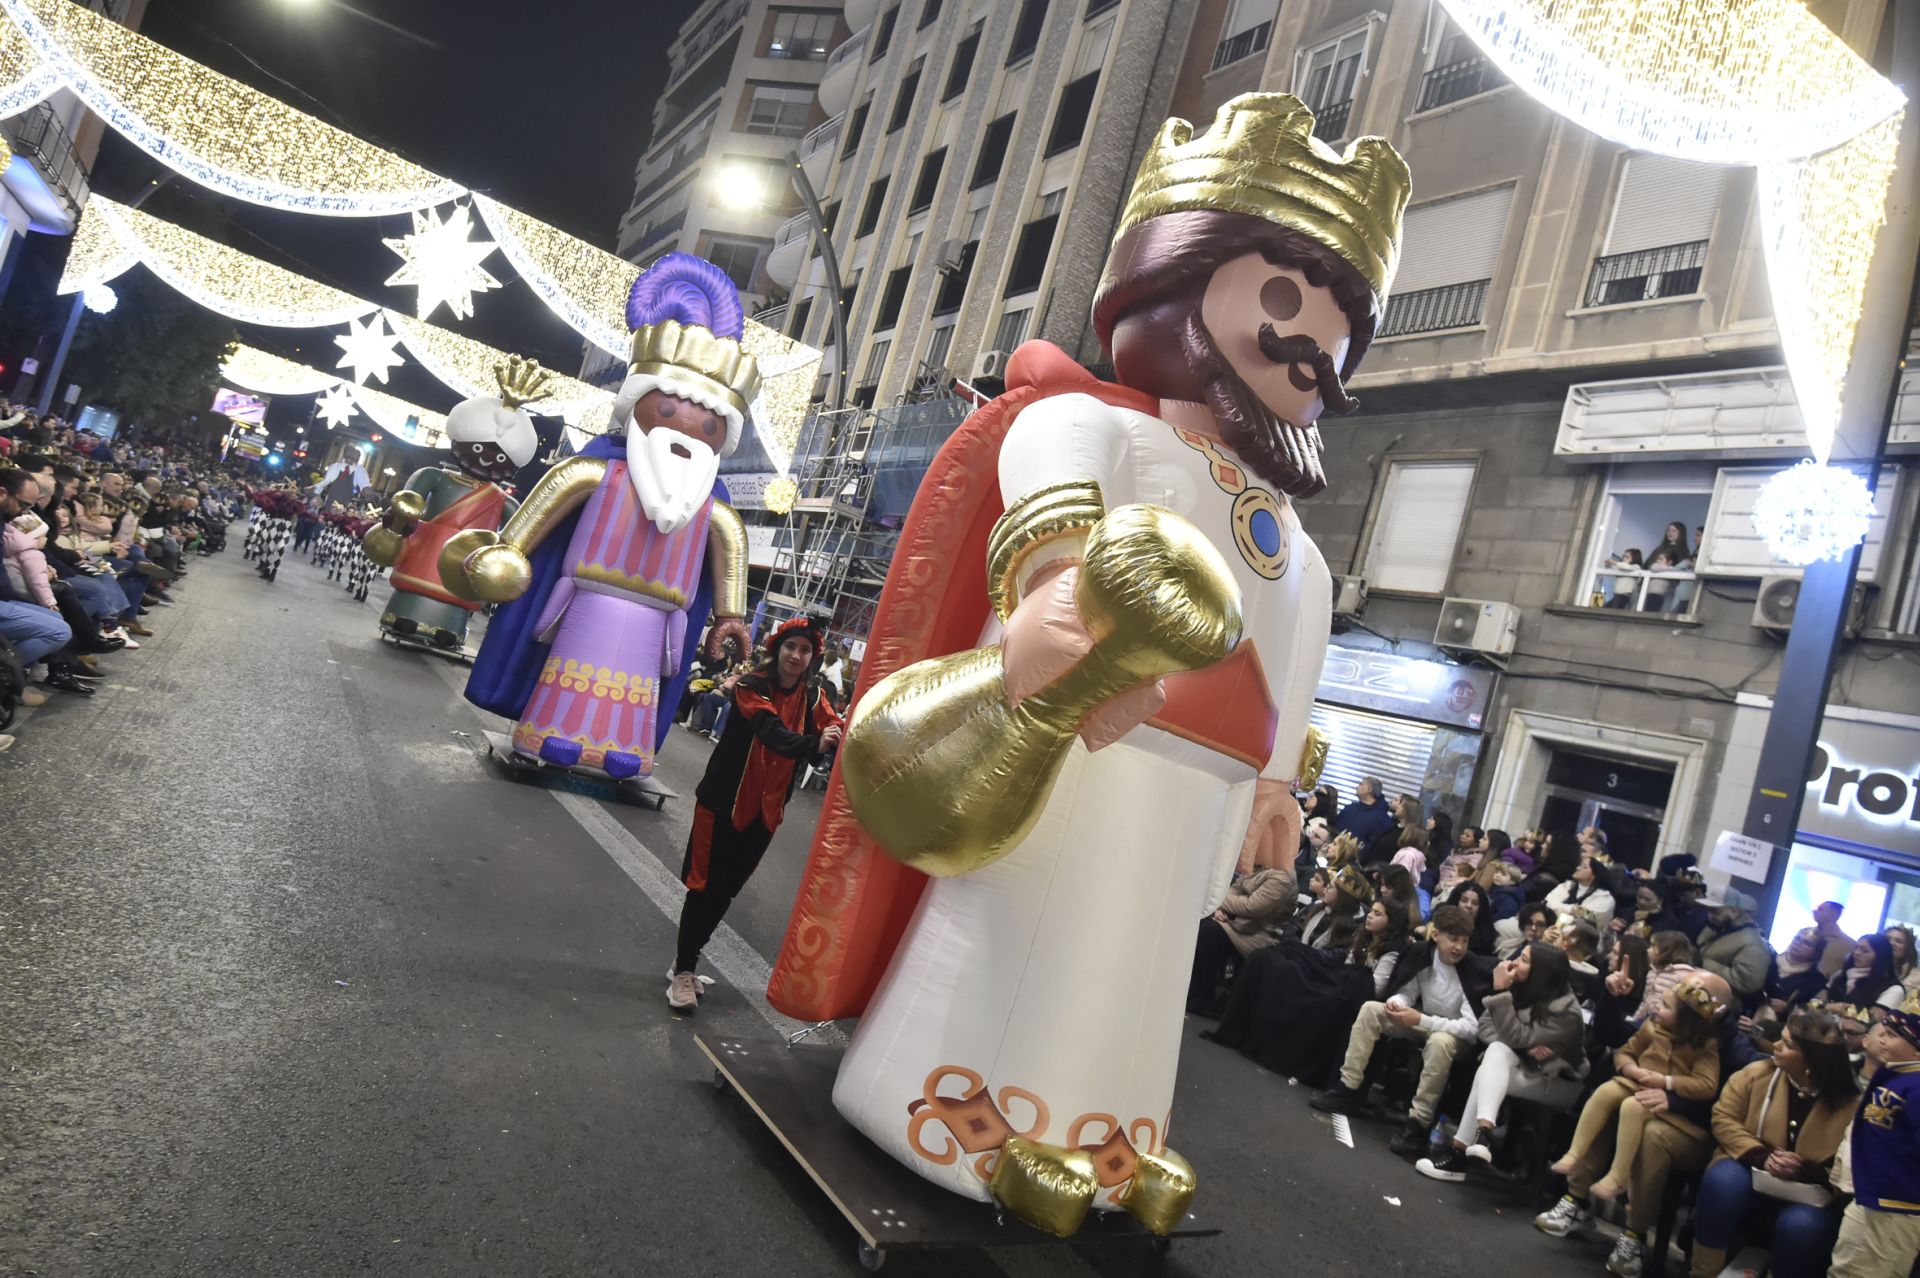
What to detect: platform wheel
<box><xmin>857</xmin><ymin>1241</ymin><xmax>886</xmax><ymax>1271</ymax></box>
<box><xmin>712</xmin><ymin>1068</ymin><xmax>728</xmax><ymax>1093</ymax></box>
<box><xmin>1150</xmin><ymin>1237</ymin><xmax>1172</xmax><ymax>1256</ymax></box>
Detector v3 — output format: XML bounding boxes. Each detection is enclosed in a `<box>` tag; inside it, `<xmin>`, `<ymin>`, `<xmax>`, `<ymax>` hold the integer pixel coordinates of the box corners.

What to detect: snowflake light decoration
<box><xmin>333</xmin><ymin>313</ymin><xmax>404</xmax><ymax>385</ymax></box>
<box><xmin>1751</xmin><ymin>460</ymin><xmax>1875</xmax><ymax>566</ymax></box>
<box><xmin>81</xmin><ymin>282</ymin><xmax>116</xmax><ymax>313</ymax></box>
<box><xmin>314</xmin><ymin>383</ymin><xmax>359</xmax><ymax>430</ymax></box>
<box><xmin>383</xmin><ymin>202</ymin><xmax>500</xmax><ymax>322</ymax></box>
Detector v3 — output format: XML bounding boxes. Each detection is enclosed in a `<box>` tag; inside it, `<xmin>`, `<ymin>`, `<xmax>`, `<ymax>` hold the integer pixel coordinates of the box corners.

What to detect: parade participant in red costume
<box><xmin>669</xmin><ymin>615</ymin><xmax>843</xmax><ymax>1011</ymax></box>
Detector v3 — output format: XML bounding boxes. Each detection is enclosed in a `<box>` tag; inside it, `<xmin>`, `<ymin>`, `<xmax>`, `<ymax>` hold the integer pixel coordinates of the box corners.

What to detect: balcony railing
<box><xmin>667</xmin><ymin>0</ymin><xmax>749</xmax><ymax>86</ymax></box>
<box><xmin>753</xmin><ymin>303</ymin><xmax>789</xmax><ymax>330</ymax></box>
<box><xmin>1211</xmin><ymin>21</ymin><xmax>1271</xmax><ymax>72</ymax></box>
<box><xmin>2</xmin><ymin>102</ymin><xmax>88</xmax><ymax>219</ymax></box>
<box><xmin>1585</xmin><ymin>240</ymin><xmax>1709</xmax><ymax>307</ymax></box>
<box><xmin>824</xmin><ymin>28</ymin><xmax>870</xmax><ymax>77</ymax></box>
<box><xmin>799</xmin><ymin>114</ymin><xmax>843</xmax><ymax>162</ymax></box>
<box><xmin>1587</xmin><ymin>567</ymin><xmax>1699</xmax><ymax>617</ymax></box>
<box><xmin>1417</xmin><ymin>55</ymin><xmax>1505</xmax><ymax>112</ymax></box>
<box><xmin>1378</xmin><ymin>279</ymin><xmax>1490</xmax><ymax>337</ymax></box>
<box><xmin>773</xmin><ymin>211</ymin><xmax>813</xmax><ymax>248</ymax></box>
<box><xmin>1311</xmin><ymin>99</ymin><xmax>1352</xmax><ymax>141</ymax></box>
<box><xmin>632</xmin><ymin>210</ymin><xmax>689</xmax><ymax>254</ymax></box>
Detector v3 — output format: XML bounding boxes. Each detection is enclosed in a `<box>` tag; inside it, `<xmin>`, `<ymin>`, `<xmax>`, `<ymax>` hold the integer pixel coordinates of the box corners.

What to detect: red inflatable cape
<box><xmin>766</xmin><ymin>341</ymin><xmax>1158</xmax><ymax>1021</ymax></box>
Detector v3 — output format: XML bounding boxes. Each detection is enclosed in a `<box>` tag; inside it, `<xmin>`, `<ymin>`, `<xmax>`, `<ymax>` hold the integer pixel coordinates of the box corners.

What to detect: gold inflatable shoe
<box><xmin>989</xmin><ymin>1136</ymin><xmax>1099</xmax><ymax>1238</ymax></box>
<box><xmin>839</xmin><ymin>503</ymin><xmax>1243</xmax><ymax>877</ymax></box>
<box><xmin>1120</xmin><ymin>1147</ymin><xmax>1198</xmax><ymax>1236</ymax></box>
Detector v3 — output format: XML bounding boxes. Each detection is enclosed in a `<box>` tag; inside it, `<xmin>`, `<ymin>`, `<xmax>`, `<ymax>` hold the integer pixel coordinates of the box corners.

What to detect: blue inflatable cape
<box><xmin>464</xmin><ymin>433</ymin><xmax>727</xmax><ymax>754</ymax></box>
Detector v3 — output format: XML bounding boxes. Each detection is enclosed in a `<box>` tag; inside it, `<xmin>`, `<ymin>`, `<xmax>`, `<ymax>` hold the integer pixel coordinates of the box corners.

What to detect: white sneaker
<box><xmin>1605</xmin><ymin>1232</ymin><xmax>1643</xmax><ymax>1278</ymax></box>
<box><xmin>666</xmin><ymin>970</ymin><xmax>700</xmax><ymax>1011</ymax></box>
<box><xmin>0</xmin><ymin>734</ymin><xmax>13</xmax><ymax>753</ymax></box>
<box><xmin>1534</xmin><ymin>1194</ymin><xmax>1592</xmax><ymax>1237</ymax></box>
<box><xmin>117</xmin><ymin>635</ymin><xmax>140</xmax><ymax>649</ymax></box>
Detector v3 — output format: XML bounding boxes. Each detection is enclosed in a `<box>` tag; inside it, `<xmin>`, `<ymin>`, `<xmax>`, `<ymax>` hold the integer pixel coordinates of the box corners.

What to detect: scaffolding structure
<box><xmin>761</xmin><ymin>390</ymin><xmax>970</xmax><ymax>647</ymax></box>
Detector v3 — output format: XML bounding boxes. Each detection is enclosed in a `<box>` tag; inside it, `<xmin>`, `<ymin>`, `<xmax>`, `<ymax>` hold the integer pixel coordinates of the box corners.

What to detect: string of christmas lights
<box><xmin>221</xmin><ymin>342</ymin><xmax>449</xmax><ymax>447</ymax></box>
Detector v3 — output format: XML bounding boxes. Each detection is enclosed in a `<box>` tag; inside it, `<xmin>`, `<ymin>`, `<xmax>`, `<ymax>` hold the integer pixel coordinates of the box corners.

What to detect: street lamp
<box><xmin>712</xmin><ymin>152</ymin><xmax>851</xmax><ymax>410</ymax></box>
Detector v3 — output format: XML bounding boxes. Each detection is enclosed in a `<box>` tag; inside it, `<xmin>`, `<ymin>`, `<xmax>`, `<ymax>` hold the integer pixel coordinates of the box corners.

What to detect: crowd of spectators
<box><xmin>1193</xmin><ymin>778</ymin><xmax>1920</xmax><ymax>1278</ymax></box>
<box><xmin>0</xmin><ymin>403</ymin><xmax>248</xmax><ymax>753</ymax></box>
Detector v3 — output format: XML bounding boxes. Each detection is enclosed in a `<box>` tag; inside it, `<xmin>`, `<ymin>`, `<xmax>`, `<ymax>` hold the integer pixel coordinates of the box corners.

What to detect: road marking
<box><xmin>423</xmin><ymin>658</ymin><xmax>837</xmax><ymax>1044</ymax></box>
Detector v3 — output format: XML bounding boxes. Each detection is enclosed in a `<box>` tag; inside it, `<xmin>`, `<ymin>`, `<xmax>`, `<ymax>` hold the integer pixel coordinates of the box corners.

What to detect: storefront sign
<box><xmin>1801</xmin><ymin>714</ymin><xmax>1920</xmax><ymax>859</ymax></box>
<box><xmin>723</xmin><ymin>472</ymin><xmax>780</xmax><ymax>510</ymax></box>
<box><xmin>1316</xmin><ymin>645</ymin><xmax>1496</xmax><ymax>730</ymax></box>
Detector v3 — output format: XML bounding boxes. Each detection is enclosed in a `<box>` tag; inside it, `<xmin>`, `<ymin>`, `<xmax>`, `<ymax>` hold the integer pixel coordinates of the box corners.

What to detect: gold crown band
<box><xmin>1116</xmin><ymin>93</ymin><xmax>1411</xmax><ymax>302</ymax></box>
<box><xmin>629</xmin><ymin>319</ymin><xmax>761</xmax><ymax>416</ymax></box>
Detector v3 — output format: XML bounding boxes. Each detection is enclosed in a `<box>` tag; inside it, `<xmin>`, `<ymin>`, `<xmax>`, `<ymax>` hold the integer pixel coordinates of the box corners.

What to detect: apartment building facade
<box><xmin>1169</xmin><ymin>0</ymin><xmax>1920</xmax><ymax>935</ymax></box>
<box><xmin>582</xmin><ymin>0</ymin><xmax>845</xmax><ymax>388</ymax></box>
<box><xmin>763</xmin><ymin>0</ymin><xmax>1193</xmax><ymax>407</ymax></box>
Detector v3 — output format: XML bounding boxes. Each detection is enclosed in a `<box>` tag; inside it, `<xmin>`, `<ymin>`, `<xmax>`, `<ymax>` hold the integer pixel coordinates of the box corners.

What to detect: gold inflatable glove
<box><xmin>840</xmin><ymin>504</ymin><xmax>1243</xmax><ymax>876</ymax></box>
<box><xmin>1113</xmin><ymin>92</ymin><xmax>1411</xmax><ymax>303</ymax></box>
<box><xmin>439</xmin><ymin>529</ymin><xmax>530</xmax><ymax>603</ymax></box>
<box><xmin>1121</xmin><ymin>1148</ymin><xmax>1198</xmax><ymax>1237</ymax></box>
<box><xmin>361</xmin><ymin>524</ymin><xmax>405</xmax><ymax>567</ymax></box>
<box><xmin>989</xmin><ymin>1137</ymin><xmax>1098</xmax><ymax>1238</ymax></box>
<box><xmin>386</xmin><ymin>489</ymin><xmax>428</xmax><ymax>530</ymax></box>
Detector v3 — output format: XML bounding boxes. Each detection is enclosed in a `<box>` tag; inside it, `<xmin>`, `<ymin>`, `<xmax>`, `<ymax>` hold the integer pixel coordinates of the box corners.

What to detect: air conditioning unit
<box><xmin>1751</xmin><ymin>574</ymin><xmax>1871</xmax><ymax>637</ymax></box>
<box><xmin>971</xmin><ymin>349</ymin><xmax>1010</xmax><ymax>380</ymax></box>
<box><xmin>1434</xmin><ymin>597</ymin><xmax>1518</xmax><ymax>656</ymax></box>
<box><xmin>933</xmin><ymin>239</ymin><xmax>966</xmax><ymax>274</ymax></box>
<box><xmin>1332</xmin><ymin>574</ymin><xmax>1367</xmax><ymax>617</ymax></box>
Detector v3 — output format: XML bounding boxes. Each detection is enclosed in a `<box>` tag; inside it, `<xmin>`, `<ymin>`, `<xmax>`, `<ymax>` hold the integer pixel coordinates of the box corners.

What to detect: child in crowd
<box><xmin>1551</xmin><ymin>978</ymin><xmax>1725</xmax><ymax>1199</ymax></box>
<box><xmin>1830</xmin><ymin>1008</ymin><xmax>1920</xmax><ymax>1278</ymax></box>
<box><xmin>1634</xmin><ymin>930</ymin><xmax>1698</xmax><ymax>1022</ymax></box>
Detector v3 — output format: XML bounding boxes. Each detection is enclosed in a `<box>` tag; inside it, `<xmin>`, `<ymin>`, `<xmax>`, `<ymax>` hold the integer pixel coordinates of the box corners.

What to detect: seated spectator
<box><xmin>1767</xmin><ymin>927</ymin><xmax>1835</xmax><ymax>1015</ymax></box>
<box><xmin>1553</xmin><ymin>916</ymin><xmax>1604</xmax><ymax>1002</ymax></box>
<box><xmin>1331</xmin><ymin>776</ymin><xmax>1397</xmax><ymax>848</ymax></box>
<box><xmin>1378</xmin><ymin>863</ymin><xmax>1422</xmax><ymax>923</ymax></box>
<box><xmin>1186</xmin><ymin>841</ymin><xmax>1297</xmax><ymax>1016</ymax></box>
<box><xmin>1364</xmin><ymin>795</ymin><xmax>1423</xmax><ymax>865</ymax></box>
<box><xmin>1890</xmin><ymin>924</ymin><xmax>1919</xmax><ymax>997</ymax></box>
<box><xmin>1441</xmin><ymin>880</ymin><xmax>1499</xmax><ymax>957</ymax></box>
<box><xmin>1698</xmin><ymin>889</ymin><xmax>1773</xmax><ymax>1007</ymax></box>
<box><xmin>1652</xmin><ymin>867</ymin><xmax>1712</xmax><ymax>940</ymax></box>
<box><xmin>1546</xmin><ymin>852</ymin><xmax>1618</xmax><ymax>931</ymax></box>
<box><xmin>1828</xmin><ymin>1007</ymin><xmax>1920</xmax><ymax>1278</ymax></box>
<box><xmin>1434</xmin><ymin>825</ymin><xmax>1486</xmax><ymax>897</ymax></box>
<box><xmin>1374</xmin><ymin>821</ymin><xmax>1427</xmax><ymax>875</ymax></box>
<box><xmin>1321</xmin><ymin>831</ymin><xmax>1361</xmax><ymax>873</ymax></box>
<box><xmin>1423</xmin><ymin>811</ymin><xmax>1455</xmax><ymax>882</ymax></box>
<box><xmin>1289</xmin><ymin>864</ymin><xmax>1371</xmax><ymax>953</ymax></box>
<box><xmin>1300</xmin><ymin>783</ymin><xmax>1340</xmax><ymax>830</ymax></box>
<box><xmin>1811</xmin><ymin>899</ymin><xmax>1855</xmax><ymax>978</ymax></box>
<box><xmin>1493</xmin><ymin>901</ymin><xmax>1557</xmax><ymax>960</ymax></box>
<box><xmin>1826</xmin><ymin>933</ymin><xmax>1901</xmax><ymax>1010</ymax></box>
<box><xmin>1636</xmin><ymin>929</ymin><xmax>1700</xmax><ymax>1022</ymax></box>
<box><xmin>1475</xmin><ymin>855</ymin><xmax>1530</xmax><ymax>921</ymax></box>
<box><xmin>1206</xmin><ymin>896</ymin><xmax>1414</xmax><ymax>1086</ymax></box>
<box><xmin>1297</xmin><ymin>817</ymin><xmax>1331</xmax><ymax>879</ymax></box>
<box><xmin>1689</xmin><ymin>1007</ymin><xmax>1857</xmax><ymax>1278</ymax></box>
<box><xmin>1642</xmin><ymin>548</ymin><xmax>1678</xmax><ymax>611</ymax></box>
<box><xmin>1594</xmin><ymin>933</ymin><xmax>1652</xmax><ymax>1054</ymax></box>
<box><xmin>1417</xmin><ymin>941</ymin><xmax>1586</xmax><ymax>1181</ymax></box>
<box><xmin>1310</xmin><ymin>904</ymin><xmax>1494</xmax><ymax>1157</ymax></box>
<box><xmin>1609</xmin><ymin>879</ymin><xmax>1667</xmax><ymax>949</ymax></box>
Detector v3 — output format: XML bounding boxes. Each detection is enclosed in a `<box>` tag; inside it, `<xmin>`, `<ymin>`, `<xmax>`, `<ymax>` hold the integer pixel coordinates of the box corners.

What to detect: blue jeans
<box><xmin>1691</xmin><ymin>1156</ymin><xmax>1841</xmax><ymax>1278</ymax></box>
<box><xmin>0</xmin><ymin>600</ymin><xmax>73</xmax><ymax>666</ymax></box>
<box><xmin>63</xmin><ymin>572</ymin><xmax>124</xmax><ymax>622</ymax></box>
<box><xmin>691</xmin><ymin>690</ymin><xmax>728</xmax><ymax>733</ymax></box>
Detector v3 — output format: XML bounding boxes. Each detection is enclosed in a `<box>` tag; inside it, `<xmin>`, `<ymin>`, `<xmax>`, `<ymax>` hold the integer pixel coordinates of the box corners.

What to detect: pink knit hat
<box><xmin>1392</xmin><ymin>848</ymin><xmax>1427</xmax><ymax>877</ymax></box>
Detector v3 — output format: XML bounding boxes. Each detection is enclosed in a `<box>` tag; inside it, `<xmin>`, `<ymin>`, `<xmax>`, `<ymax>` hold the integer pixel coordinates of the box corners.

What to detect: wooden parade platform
<box><xmin>478</xmin><ymin>729</ymin><xmax>675</xmax><ymax>810</ymax></box>
<box><xmin>696</xmin><ymin>1033</ymin><xmax>1218</xmax><ymax>1271</ymax></box>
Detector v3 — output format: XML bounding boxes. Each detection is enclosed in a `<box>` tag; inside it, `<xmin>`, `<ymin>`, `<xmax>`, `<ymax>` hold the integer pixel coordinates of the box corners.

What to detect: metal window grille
<box><xmin>1311</xmin><ymin>99</ymin><xmax>1351</xmax><ymax>141</ymax></box>
<box><xmin>1584</xmin><ymin>240</ymin><xmax>1709</xmax><ymax>308</ymax></box>
<box><xmin>1377</xmin><ymin>279</ymin><xmax>1490</xmax><ymax>338</ymax></box>
<box><xmin>1210</xmin><ymin>20</ymin><xmax>1270</xmax><ymax>71</ymax></box>
<box><xmin>1416</xmin><ymin>55</ymin><xmax>1504</xmax><ymax>112</ymax></box>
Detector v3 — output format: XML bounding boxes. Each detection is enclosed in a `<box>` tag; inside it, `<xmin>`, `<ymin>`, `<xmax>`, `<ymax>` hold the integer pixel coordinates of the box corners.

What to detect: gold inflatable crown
<box><xmin>629</xmin><ymin>319</ymin><xmax>762</xmax><ymax>419</ymax></box>
<box><xmin>494</xmin><ymin>355</ymin><xmax>553</xmax><ymax>409</ymax></box>
<box><xmin>1117</xmin><ymin>93</ymin><xmax>1412</xmax><ymax>301</ymax></box>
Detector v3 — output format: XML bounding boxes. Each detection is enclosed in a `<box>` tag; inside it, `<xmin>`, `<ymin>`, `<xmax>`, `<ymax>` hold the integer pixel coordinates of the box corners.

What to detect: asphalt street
<box><xmin>2</xmin><ymin>548</ymin><xmax>1602</xmax><ymax>1276</ymax></box>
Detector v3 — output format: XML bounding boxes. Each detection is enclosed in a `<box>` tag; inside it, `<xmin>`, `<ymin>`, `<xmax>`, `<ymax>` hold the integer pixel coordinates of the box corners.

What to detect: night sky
<box><xmin>85</xmin><ymin>0</ymin><xmax>703</xmax><ymax>440</ymax></box>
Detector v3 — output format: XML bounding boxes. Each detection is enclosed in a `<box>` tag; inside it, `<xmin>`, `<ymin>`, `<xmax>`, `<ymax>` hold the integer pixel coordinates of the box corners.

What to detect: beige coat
<box><xmin>1218</xmin><ymin>867</ymin><xmax>1297</xmax><ymax>958</ymax></box>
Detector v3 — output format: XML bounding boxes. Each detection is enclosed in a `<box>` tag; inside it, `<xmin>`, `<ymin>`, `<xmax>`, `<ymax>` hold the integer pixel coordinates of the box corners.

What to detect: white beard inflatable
<box><xmin>626</xmin><ymin>415</ymin><xmax>722</xmax><ymax>535</ymax></box>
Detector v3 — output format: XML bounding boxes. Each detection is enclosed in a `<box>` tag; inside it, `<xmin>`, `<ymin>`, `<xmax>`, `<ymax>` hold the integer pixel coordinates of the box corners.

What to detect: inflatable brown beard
<box><xmin>1177</xmin><ymin>316</ymin><xmax>1356</xmax><ymax>499</ymax></box>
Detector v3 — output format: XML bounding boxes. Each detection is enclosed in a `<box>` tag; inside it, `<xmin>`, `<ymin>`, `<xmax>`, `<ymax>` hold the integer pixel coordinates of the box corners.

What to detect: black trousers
<box><xmin>1186</xmin><ymin>917</ymin><xmax>1241</xmax><ymax>1016</ymax></box>
<box><xmin>675</xmin><ymin>802</ymin><xmax>776</xmax><ymax>973</ymax></box>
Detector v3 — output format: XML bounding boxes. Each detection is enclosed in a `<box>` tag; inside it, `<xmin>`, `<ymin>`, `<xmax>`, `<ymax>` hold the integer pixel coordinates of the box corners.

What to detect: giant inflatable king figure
<box><xmin>444</xmin><ymin>254</ymin><xmax>759</xmax><ymax>781</ymax></box>
<box><xmin>766</xmin><ymin>94</ymin><xmax>1409</xmax><ymax>1236</ymax></box>
<box><xmin>361</xmin><ymin>357</ymin><xmax>544</xmax><ymax>652</ymax></box>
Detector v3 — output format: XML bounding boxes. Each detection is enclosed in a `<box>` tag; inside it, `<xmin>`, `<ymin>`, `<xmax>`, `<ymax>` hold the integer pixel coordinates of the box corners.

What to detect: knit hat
<box><xmin>1391</xmin><ymin>848</ymin><xmax>1426</xmax><ymax>877</ymax></box>
<box><xmin>1884</xmin><ymin>1008</ymin><xmax>1920</xmax><ymax>1051</ymax></box>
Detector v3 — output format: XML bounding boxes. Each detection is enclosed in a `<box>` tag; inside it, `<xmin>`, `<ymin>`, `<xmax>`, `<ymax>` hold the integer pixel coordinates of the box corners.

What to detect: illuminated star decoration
<box><xmin>333</xmin><ymin>313</ymin><xmax>405</xmax><ymax>386</ymax></box>
<box><xmin>1751</xmin><ymin>460</ymin><xmax>1875</xmax><ymax>566</ymax></box>
<box><xmin>314</xmin><ymin>383</ymin><xmax>359</xmax><ymax>430</ymax></box>
<box><xmin>81</xmin><ymin>282</ymin><xmax>116</xmax><ymax>313</ymax></box>
<box><xmin>382</xmin><ymin>202</ymin><xmax>501</xmax><ymax>322</ymax></box>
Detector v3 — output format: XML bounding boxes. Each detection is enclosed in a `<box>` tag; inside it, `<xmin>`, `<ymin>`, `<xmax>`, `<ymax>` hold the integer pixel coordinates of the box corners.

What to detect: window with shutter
<box><xmin>1380</xmin><ymin>186</ymin><xmax>1513</xmax><ymax>337</ymax></box>
<box><xmin>924</xmin><ymin>321</ymin><xmax>956</xmax><ymax>371</ymax></box>
<box><xmin>1698</xmin><ymin>465</ymin><xmax>1900</xmax><ymax>582</ymax></box>
<box><xmin>910</xmin><ymin>149</ymin><xmax>946</xmax><ymax>212</ymax></box>
<box><xmin>1587</xmin><ymin>154</ymin><xmax>1724</xmax><ymax>306</ymax></box>
<box><xmin>1045</xmin><ymin>73</ymin><xmax>1098</xmax><ymax>156</ymax></box>
<box><xmin>889</xmin><ymin>61</ymin><xmax>924</xmax><ymax>132</ymax></box>
<box><xmin>857</xmin><ymin>178</ymin><xmax>890</xmax><ymax>236</ymax></box>
<box><xmin>1362</xmin><ymin>460</ymin><xmax>1477</xmax><ymax>594</ymax></box>
<box><xmin>971</xmin><ymin>113</ymin><xmax>1017</xmax><ymax>187</ymax></box>
<box><xmin>1005</xmin><ymin>214</ymin><xmax>1058</xmax><ymax>295</ymax></box>
<box><xmin>943</xmin><ymin>29</ymin><xmax>980</xmax><ymax>100</ymax></box>
<box><xmin>1213</xmin><ymin>0</ymin><xmax>1278</xmax><ymax>71</ymax></box>
<box><xmin>870</xmin><ymin>7</ymin><xmax>898</xmax><ymax>61</ymax></box>
<box><xmin>875</xmin><ymin>265</ymin><xmax>912</xmax><ymax>329</ymax></box>
<box><xmin>934</xmin><ymin>241</ymin><xmax>975</xmax><ymax>314</ymax></box>
<box><xmin>993</xmin><ymin>307</ymin><xmax>1032</xmax><ymax>352</ymax></box>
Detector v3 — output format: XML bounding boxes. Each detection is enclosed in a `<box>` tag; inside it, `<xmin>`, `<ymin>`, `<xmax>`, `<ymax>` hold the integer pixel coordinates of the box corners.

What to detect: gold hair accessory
<box><xmin>629</xmin><ymin>319</ymin><xmax>762</xmax><ymax>419</ymax></box>
<box><xmin>1115</xmin><ymin>93</ymin><xmax>1412</xmax><ymax>301</ymax></box>
<box><xmin>1333</xmin><ymin>865</ymin><xmax>1374</xmax><ymax>904</ymax></box>
<box><xmin>1672</xmin><ymin>978</ymin><xmax>1729</xmax><ymax>1022</ymax></box>
<box><xmin>494</xmin><ymin>355</ymin><xmax>553</xmax><ymax>409</ymax></box>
